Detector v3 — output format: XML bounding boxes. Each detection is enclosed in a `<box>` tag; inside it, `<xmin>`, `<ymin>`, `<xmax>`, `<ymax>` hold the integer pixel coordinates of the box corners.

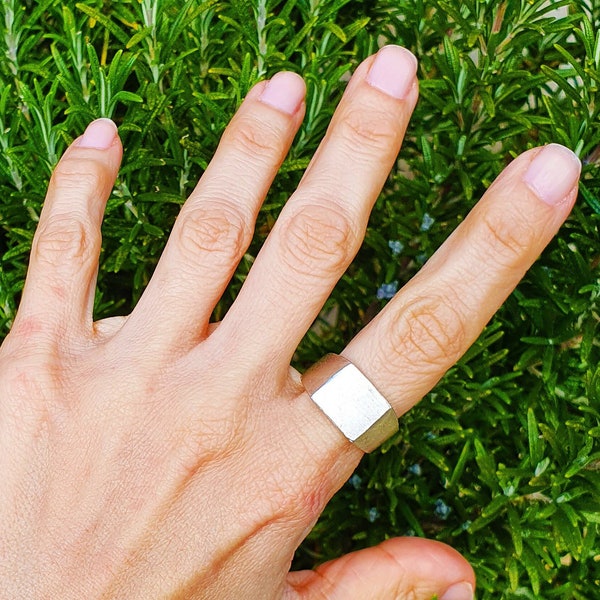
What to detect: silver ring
<box><xmin>301</xmin><ymin>354</ymin><xmax>398</xmax><ymax>453</ymax></box>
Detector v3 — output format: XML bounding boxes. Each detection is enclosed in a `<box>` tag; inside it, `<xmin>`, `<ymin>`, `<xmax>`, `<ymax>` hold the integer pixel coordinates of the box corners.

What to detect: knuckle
<box><xmin>51</xmin><ymin>156</ymin><xmax>107</xmax><ymax>194</ymax></box>
<box><xmin>224</xmin><ymin>113</ymin><xmax>285</xmax><ymax>158</ymax></box>
<box><xmin>279</xmin><ymin>204</ymin><xmax>357</xmax><ymax>279</ymax></box>
<box><xmin>0</xmin><ymin>353</ymin><xmax>64</xmax><ymax>426</ymax></box>
<box><xmin>175</xmin><ymin>206</ymin><xmax>249</xmax><ymax>268</ymax></box>
<box><xmin>0</xmin><ymin>351</ymin><xmax>94</xmax><ymax>444</ymax></box>
<box><xmin>276</xmin><ymin>473</ymin><xmax>327</xmax><ymax>528</ymax></box>
<box><xmin>336</xmin><ymin>105</ymin><xmax>398</xmax><ymax>155</ymax></box>
<box><xmin>33</xmin><ymin>215</ymin><xmax>98</xmax><ymax>265</ymax></box>
<box><xmin>387</xmin><ymin>295</ymin><xmax>466</xmax><ymax>370</ymax></box>
<box><xmin>2</xmin><ymin>317</ymin><xmax>56</xmax><ymax>353</ymax></box>
<box><xmin>479</xmin><ymin>209</ymin><xmax>534</xmax><ymax>267</ymax></box>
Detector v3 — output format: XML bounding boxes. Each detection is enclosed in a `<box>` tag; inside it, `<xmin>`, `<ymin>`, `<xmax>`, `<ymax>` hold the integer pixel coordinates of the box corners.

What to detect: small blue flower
<box><xmin>377</xmin><ymin>281</ymin><xmax>398</xmax><ymax>300</ymax></box>
<box><xmin>408</xmin><ymin>463</ymin><xmax>422</xmax><ymax>476</ymax></box>
<box><xmin>349</xmin><ymin>474</ymin><xmax>362</xmax><ymax>490</ymax></box>
<box><xmin>434</xmin><ymin>498</ymin><xmax>451</xmax><ymax>520</ymax></box>
<box><xmin>420</xmin><ymin>213</ymin><xmax>435</xmax><ymax>232</ymax></box>
<box><xmin>368</xmin><ymin>507</ymin><xmax>380</xmax><ymax>523</ymax></box>
<box><xmin>388</xmin><ymin>239</ymin><xmax>404</xmax><ymax>255</ymax></box>
<box><xmin>416</xmin><ymin>252</ymin><xmax>428</xmax><ymax>265</ymax></box>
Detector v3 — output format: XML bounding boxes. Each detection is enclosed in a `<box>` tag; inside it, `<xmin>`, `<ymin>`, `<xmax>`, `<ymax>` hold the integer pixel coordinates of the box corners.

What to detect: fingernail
<box><xmin>523</xmin><ymin>143</ymin><xmax>581</xmax><ymax>206</ymax></box>
<box><xmin>78</xmin><ymin>118</ymin><xmax>118</xmax><ymax>149</ymax></box>
<box><xmin>259</xmin><ymin>71</ymin><xmax>306</xmax><ymax>115</ymax></box>
<box><xmin>366</xmin><ymin>45</ymin><xmax>418</xmax><ymax>99</ymax></box>
<box><xmin>440</xmin><ymin>581</ymin><xmax>474</xmax><ymax>600</ymax></box>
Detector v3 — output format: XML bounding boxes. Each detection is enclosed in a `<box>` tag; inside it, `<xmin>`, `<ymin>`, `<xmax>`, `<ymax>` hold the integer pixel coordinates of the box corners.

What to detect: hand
<box><xmin>0</xmin><ymin>45</ymin><xmax>580</xmax><ymax>599</ymax></box>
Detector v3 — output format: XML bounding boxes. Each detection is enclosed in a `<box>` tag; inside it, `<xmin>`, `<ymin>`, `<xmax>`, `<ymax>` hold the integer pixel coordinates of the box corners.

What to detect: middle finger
<box><xmin>218</xmin><ymin>46</ymin><xmax>419</xmax><ymax>372</ymax></box>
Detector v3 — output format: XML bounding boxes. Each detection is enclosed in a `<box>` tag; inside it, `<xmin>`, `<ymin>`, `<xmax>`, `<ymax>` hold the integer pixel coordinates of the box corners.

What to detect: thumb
<box><xmin>286</xmin><ymin>537</ymin><xmax>475</xmax><ymax>600</ymax></box>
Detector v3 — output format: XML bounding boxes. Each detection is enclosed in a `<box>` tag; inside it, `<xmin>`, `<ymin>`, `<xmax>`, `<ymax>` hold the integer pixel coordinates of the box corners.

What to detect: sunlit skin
<box><xmin>0</xmin><ymin>46</ymin><xmax>580</xmax><ymax>599</ymax></box>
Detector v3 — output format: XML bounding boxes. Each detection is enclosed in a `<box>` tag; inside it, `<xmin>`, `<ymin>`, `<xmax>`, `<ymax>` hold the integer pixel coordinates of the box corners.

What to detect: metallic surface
<box><xmin>302</xmin><ymin>354</ymin><xmax>398</xmax><ymax>453</ymax></box>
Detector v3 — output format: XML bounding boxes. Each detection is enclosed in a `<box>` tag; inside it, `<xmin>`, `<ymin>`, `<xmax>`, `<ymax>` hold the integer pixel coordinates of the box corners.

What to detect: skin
<box><xmin>0</xmin><ymin>46</ymin><xmax>580</xmax><ymax>599</ymax></box>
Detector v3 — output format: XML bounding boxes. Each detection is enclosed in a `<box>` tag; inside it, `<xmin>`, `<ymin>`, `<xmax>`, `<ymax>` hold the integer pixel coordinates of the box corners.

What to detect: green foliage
<box><xmin>1</xmin><ymin>1</ymin><xmax>599</xmax><ymax>597</ymax></box>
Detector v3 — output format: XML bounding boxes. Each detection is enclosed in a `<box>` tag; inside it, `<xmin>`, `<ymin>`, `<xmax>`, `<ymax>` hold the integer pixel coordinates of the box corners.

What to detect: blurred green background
<box><xmin>1</xmin><ymin>1</ymin><xmax>599</xmax><ymax>597</ymax></box>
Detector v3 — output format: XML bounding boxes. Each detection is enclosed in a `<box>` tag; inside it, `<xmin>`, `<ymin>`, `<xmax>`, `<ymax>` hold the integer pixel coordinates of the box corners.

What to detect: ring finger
<box><xmin>121</xmin><ymin>72</ymin><xmax>306</xmax><ymax>350</ymax></box>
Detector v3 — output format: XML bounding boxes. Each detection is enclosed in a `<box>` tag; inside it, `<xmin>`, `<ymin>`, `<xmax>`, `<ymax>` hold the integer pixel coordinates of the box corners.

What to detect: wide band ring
<box><xmin>301</xmin><ymin>354</ymin><xmax>398</xmax><ymax>453</ymax></box>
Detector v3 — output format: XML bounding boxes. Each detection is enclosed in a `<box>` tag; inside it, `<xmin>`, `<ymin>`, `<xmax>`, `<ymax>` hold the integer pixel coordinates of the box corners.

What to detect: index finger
<box><xmin>284</xmin><ymin>143</ymin><xmax>580</xmax><ymax>486</ymax></box>
<box><xmin>346</xmin><ymin>143</ymin><xmax>581</xmax><ymax>417</ymax></box>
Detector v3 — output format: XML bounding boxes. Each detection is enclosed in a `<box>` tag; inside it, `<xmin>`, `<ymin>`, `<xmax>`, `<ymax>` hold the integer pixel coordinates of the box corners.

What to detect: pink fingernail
<box><xmin>259</xmin><ymin>71</ymin><xmax>306</xmax><ymax>115</ymax></box>
<box><xmin>78</xmin><ymin>118</ymin><xmax>118</xmax><ymax>149</ymax></box>
<box><xmin>440</xmin><ymin>581</ymin><xmax>474</xmax><ymax>600</ymax></box>
<box><xmin>523</xmin><ymin>143</ymin><xmax>581</xmax><ymax>206</ymax></box>
<box><xmin>366</xmin><ymin>45</ymin><xmax>418</xmax><ymax>99</ymax></box>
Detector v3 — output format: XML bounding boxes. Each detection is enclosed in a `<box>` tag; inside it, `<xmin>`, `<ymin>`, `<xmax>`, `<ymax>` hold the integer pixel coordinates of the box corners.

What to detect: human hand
<box><xmin>0</xmin><ymin>45</ymin><xmax>580</xmax><ymax>599</ymax></box>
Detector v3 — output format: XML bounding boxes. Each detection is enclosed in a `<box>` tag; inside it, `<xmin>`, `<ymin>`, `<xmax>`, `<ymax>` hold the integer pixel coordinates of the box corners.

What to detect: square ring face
<box><xmin>304</xmin><ymin>358</ymin><xmax>398</xmax><ymax>453</ymax></box>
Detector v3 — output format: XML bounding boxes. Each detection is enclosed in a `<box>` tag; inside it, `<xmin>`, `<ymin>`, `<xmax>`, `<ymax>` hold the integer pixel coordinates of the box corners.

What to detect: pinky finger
<box><xmin>13</xmin><ymin>119</ymin><xmax>122</xmax><ymax>344</ymax></box>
